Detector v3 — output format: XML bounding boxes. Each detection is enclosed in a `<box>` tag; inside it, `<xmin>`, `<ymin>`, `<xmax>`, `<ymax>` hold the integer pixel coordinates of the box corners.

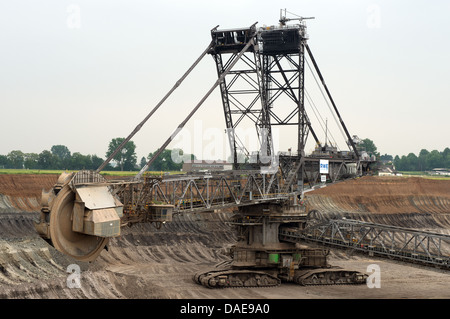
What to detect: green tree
<box><xmin>443</xmin><ymin>147</ymin><xmax>450</xmax><ymax>169</ymax></box>
<box><xmin>140</xmin><ymin>156</ymin><xmax>147</xmax><ymax>169</ymax></box>
<box><xmin>359</xmin><ymin>138</ymin><xmax>379</xmax><ymax>157</ymax></box>
<box><xmin>24</xmin><ymin>153</ymin><xmax>39</xmax><ymax>169</ymax></box>
<box><xmin>51</xmin><ymin>145</ymin><xmax>71</xmax><ymax>169</ymax></box>
<box><xmin>106</xmin><ymin>138</ymin><xmax>137</xmax><ymax>171</ymax></box>
<box><xmin>394</xmin><ymin>147</ymin><xmax>449</xmax><ymax>171</ymax></box>
<box><xmin>393</xmin><ymin>155</ymin><xmax>400</xmax><ymax>170</ymax></box>
<box><xmin>397</xmin><ymin>155</ymin><xmax>407</xmax><ymax>171</ymax></box>
<box><xmin>0</xmin><ymin>155</ymin><xmax>10</xmax><ymax>168</ymax></box>
<box><xmin>91</xmin><ymin>155</ymin><xmax>104</xmax><ymax>170</ymax></box>
<box><xmin>69</xmin><ymin>152</ymin><xmax>91</xmax><ymax>170</ymax></box>
<box><xmin>7</xmin><ymin>150</ymin><xmax>25</xmax><ymax>169</ymax></box>
<box><xmin>147</xmin><ymin>149</ymin><xmax>183</xmax><ymax>171</ymax></box>
<box><xmin>427</xmin><ymin>150</ymin><xmax>443</xmax><ymax>169</ymax></box>
<box><xmin>442</xmin><ymin>147</ymin><xmax>450</xmax><ymax>158</ymax></box>
<box><xmin>418</xmin><ymin>149</ymin><xmax>429</xmax><ymax>171</ymax></box>
<box><xmin>419</xmin><ymin>149</ymin><xmax>429</xmax><ymax>157</ymax></box>
<box><xmin>406</xmin><ymin>153</ymin><xmax>418</xmax><ymax>171</ymax></box>
<box><xmin>38</xmin><ymin>150</ymin><xmax>57</xmax><ymax>169</ymax></box>
<box><xmin>379</xmin><ymin>154</ymin><xmax>393</xmax><ymax>162</ymax></box>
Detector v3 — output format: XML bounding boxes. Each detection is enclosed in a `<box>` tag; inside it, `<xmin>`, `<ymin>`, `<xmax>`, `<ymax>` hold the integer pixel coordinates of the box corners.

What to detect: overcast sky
<box><xmin>1</xmin><ymin>0</ymin><xmax>449</xmax><ymax>162</ymax></box>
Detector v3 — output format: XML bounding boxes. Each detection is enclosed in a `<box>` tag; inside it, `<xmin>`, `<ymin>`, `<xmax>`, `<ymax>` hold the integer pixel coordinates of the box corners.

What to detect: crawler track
<box><xmin>294</xmin><ymin>268</ymin><xmax>368</xmax><ymax>286</ymax></box>
<box><xmin>193</xmin><ymin>268</ymin><xmax>281</xmax><ymax>288</ymax></box>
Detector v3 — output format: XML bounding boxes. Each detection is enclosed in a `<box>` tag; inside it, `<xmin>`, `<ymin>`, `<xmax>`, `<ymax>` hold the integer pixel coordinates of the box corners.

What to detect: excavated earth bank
<box><xmin>0</xmin><ymin>174</ymin><xmax>449</xmax><ymax>299</ymax></box>
<box><xmin>305</xmin><ymin>176</ymin><xmax>450</xmax><ymax>229</ymax></box>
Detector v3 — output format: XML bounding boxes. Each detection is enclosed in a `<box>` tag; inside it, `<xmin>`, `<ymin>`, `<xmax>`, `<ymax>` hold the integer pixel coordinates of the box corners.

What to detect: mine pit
<box><xmin>0</xmin><ymin>174</ymin><xmax>449</xmax><ymax>299</ymax></box>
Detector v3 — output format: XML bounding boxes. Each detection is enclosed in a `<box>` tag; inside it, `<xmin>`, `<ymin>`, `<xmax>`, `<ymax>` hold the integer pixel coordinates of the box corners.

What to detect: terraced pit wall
<box><xmin>305</xmin><ymin>176</ymin><xmax>450</xmax><ymax>229</ymax></box>
<box><xmin>0</xmin><ymin>173</ymin><xmax>449</xmax><ymax>298</ymax></box>
<box><xmin>0</xmin><ymin>173</ymin><xmax>236</xmax><ymax>298</ymax></box>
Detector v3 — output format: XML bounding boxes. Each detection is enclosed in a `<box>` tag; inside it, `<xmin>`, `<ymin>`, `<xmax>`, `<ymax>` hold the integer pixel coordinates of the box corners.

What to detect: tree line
<box><xmin>356</xmin><ymin>138</ymin><xmax>449</xmax><ymax>171</ymax></box>
<box><xmin>2</xmin><ymin>137</ymin><xmax>448</xmax><ymax>172</ymax></box>
<box><xmin>392</xmin><ymin>148</ymin><xmax>450</xmax><ymax>171</ymax></box>
<box><xmin>0</xmin><ymin>146</ymin><xmax>105</xmax><ymax>170</ymax></box>
<box><xmin>0</xmin><ymin>138</ymin><xmax>190</xmax><ymax>171</ymax></box>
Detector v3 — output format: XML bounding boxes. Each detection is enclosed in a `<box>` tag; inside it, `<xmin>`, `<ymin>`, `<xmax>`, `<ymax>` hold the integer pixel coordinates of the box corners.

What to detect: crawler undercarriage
<box><xmin>193</xmin><ymin>203</ymin><xmax>368</xmax><ymax>288</ymax></box>
<box><xmin>194</xmin><ymin>267</ymin><xmax>367</xmax><ymax>288</ymax></box>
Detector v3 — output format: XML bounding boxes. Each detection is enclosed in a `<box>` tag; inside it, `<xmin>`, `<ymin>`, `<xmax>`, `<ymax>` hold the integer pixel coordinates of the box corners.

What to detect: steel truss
<box><xmin>114</xmin><ymin>170</ymin><xmax>290</xmax><ymax>215</ymax></box>
<box><xmin>207</xmin><ymin>23</ymin><xmax>370</xmax><ymax>195</ymax></box>
<box><xmin>209</xmin><ymin>24</ymin><xmax>317</xmax><ymax>169</ymax></box>
<box><xmin>280</xmin><ymin>218</ymin><xmax>450</xmax><ymax>268</ymax></box>
<box><xmin>210</xmin><ymin>25</ymin><xmax>272</xmax><ymax>166</ymax></box>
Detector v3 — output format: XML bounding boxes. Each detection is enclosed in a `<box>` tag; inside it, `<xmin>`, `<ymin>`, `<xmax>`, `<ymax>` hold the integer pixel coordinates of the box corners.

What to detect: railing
<box><xmin>113</xmin><ymin>170</ymin><xmax>291</xmax><ymax>215</ymax></box>
<box><xmin>154</xmin><ymin>172</ymin><xmax>289</xmax><ymax>212</ymax></box>
<box><xmin>280</xmin><ymin>218</ymin><xmax>450</xmax><ymax>269</ymax></box>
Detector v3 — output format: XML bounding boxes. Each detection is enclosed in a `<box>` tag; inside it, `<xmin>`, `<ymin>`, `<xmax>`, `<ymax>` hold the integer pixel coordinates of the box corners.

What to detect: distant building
<box><xmin>378</xmin><ymin>172</ymin><xmax>402</xmax><ymax>177</ymax></box>
<box><xmin>378</xmin><ymin>165</ymin><xmax>402</xmax><ymax>176</ymax></box>
<box><xmin>430</xmin><ymin>168</ymin><xmax>450</xmax><ymax>176</ymax></box>
<box><xmin>182</xmin><ymin>160</ymin><xmax>233</xmax><ymax>172</ymax></box>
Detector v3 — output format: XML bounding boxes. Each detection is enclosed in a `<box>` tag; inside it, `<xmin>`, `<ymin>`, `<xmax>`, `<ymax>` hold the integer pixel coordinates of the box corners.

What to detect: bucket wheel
<box><xmin>48</xmin><ymin>183</ymin><xmax>109</xmax><ymax>262</ymax></box>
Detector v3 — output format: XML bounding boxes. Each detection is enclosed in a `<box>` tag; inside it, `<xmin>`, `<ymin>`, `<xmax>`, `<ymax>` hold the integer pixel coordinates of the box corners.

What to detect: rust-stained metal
<box><xmin>34</xmin><ymin>171</ymin><xmax>176</xmax><ymax>261</ymax></box>
<box><xmin>34</xmin><ymin>171</ymin><xmax>122</xmax><ymax>261</ymax></box>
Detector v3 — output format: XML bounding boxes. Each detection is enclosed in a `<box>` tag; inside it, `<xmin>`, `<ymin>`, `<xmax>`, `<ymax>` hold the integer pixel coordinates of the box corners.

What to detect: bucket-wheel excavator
<box><xmin>34</xmin><ymin>12</ymin><xmax>373</xmax><ymax>287</ymax></box>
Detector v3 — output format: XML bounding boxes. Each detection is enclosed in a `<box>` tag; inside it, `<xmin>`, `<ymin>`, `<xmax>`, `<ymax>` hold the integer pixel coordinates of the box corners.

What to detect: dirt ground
<box><xmin>306</xmin><ymin>176</ymin><xmax>450</xmax><ymax>215</ymax></box>
<box><xmin>0</xmin><ymin>174</ymin><xmax>449</xmax><ymax>300</ymax></box>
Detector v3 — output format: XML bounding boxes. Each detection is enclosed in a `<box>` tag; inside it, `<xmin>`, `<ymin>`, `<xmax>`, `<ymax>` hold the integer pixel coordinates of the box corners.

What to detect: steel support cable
<box><xmin>135</xmin><ymin>38</ymin><xmax>256</xmax><ymax>180</ymax></box>
<box><xmin>95</xmin><ymin>41</ymin><xmax>214</xmax><ymax>173</ymax></box>
<box><xmin>304</xmin><ymin>89</ymin><xmax>325</xmax><ymax>136</ymax></box>
<box><xmin>304</xmin><ymin>44</ymin><xmax>359</xmax><ymax>158</ymax></box>
<box><xmin>304</xmin><ymin>49</ymin><xmax>345</xmax><ymax>141</ymax></box>
<box><xmin>304</xmin><ymin>88</ymin><xmax>339</xmax><ymax>148</ymax></box>
<box><xmin>285</xmin><ymin>55</ymin><xmax>335</xmax><ymax>146</ymax></box>
<box><xmin>305</xmin><ymin>89</ymin><xmax>330</xmax><ymax>145</ymax></box>
<box><xmin>305</xmin><ymin>58</ymin><xmax>346</xmax><ymax>146</ymax></box>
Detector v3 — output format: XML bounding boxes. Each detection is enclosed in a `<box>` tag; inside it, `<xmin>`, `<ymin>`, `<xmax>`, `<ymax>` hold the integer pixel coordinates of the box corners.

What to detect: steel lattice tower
<box><xmin>209</xmin><ymin>21</ymin><xmax>320</xmax><ymax>186</ymax></box>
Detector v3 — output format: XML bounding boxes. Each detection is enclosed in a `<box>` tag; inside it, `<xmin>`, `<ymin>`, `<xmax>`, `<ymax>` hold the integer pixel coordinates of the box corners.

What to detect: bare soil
<box><xmin>0</xmin><ymin>174</ymin><xmax>449</xmax><ymax>300</ymax></box>
<box><xmin>306</xmin><ymin>176</ymin><xmax>450</xmax><ymax>215</ymax></box>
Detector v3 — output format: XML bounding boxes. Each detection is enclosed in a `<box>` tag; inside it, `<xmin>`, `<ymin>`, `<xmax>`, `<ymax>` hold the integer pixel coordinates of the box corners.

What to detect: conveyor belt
<box><xmin>280</xmin><ymin>218</ymin><xmax>450</xmax><ymax>269</ymax></box>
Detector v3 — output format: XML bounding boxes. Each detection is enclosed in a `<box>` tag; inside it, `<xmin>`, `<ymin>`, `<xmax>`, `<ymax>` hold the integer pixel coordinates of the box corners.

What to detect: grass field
<box><xmin>0</xmin><ymin>169</ymin><xmax>184</xmax><ymax>177</ymax></box>
<box><xmin>397</xmin><ymin>171</ymin><xmax>450</xmax><ymax>180</ymax></box>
